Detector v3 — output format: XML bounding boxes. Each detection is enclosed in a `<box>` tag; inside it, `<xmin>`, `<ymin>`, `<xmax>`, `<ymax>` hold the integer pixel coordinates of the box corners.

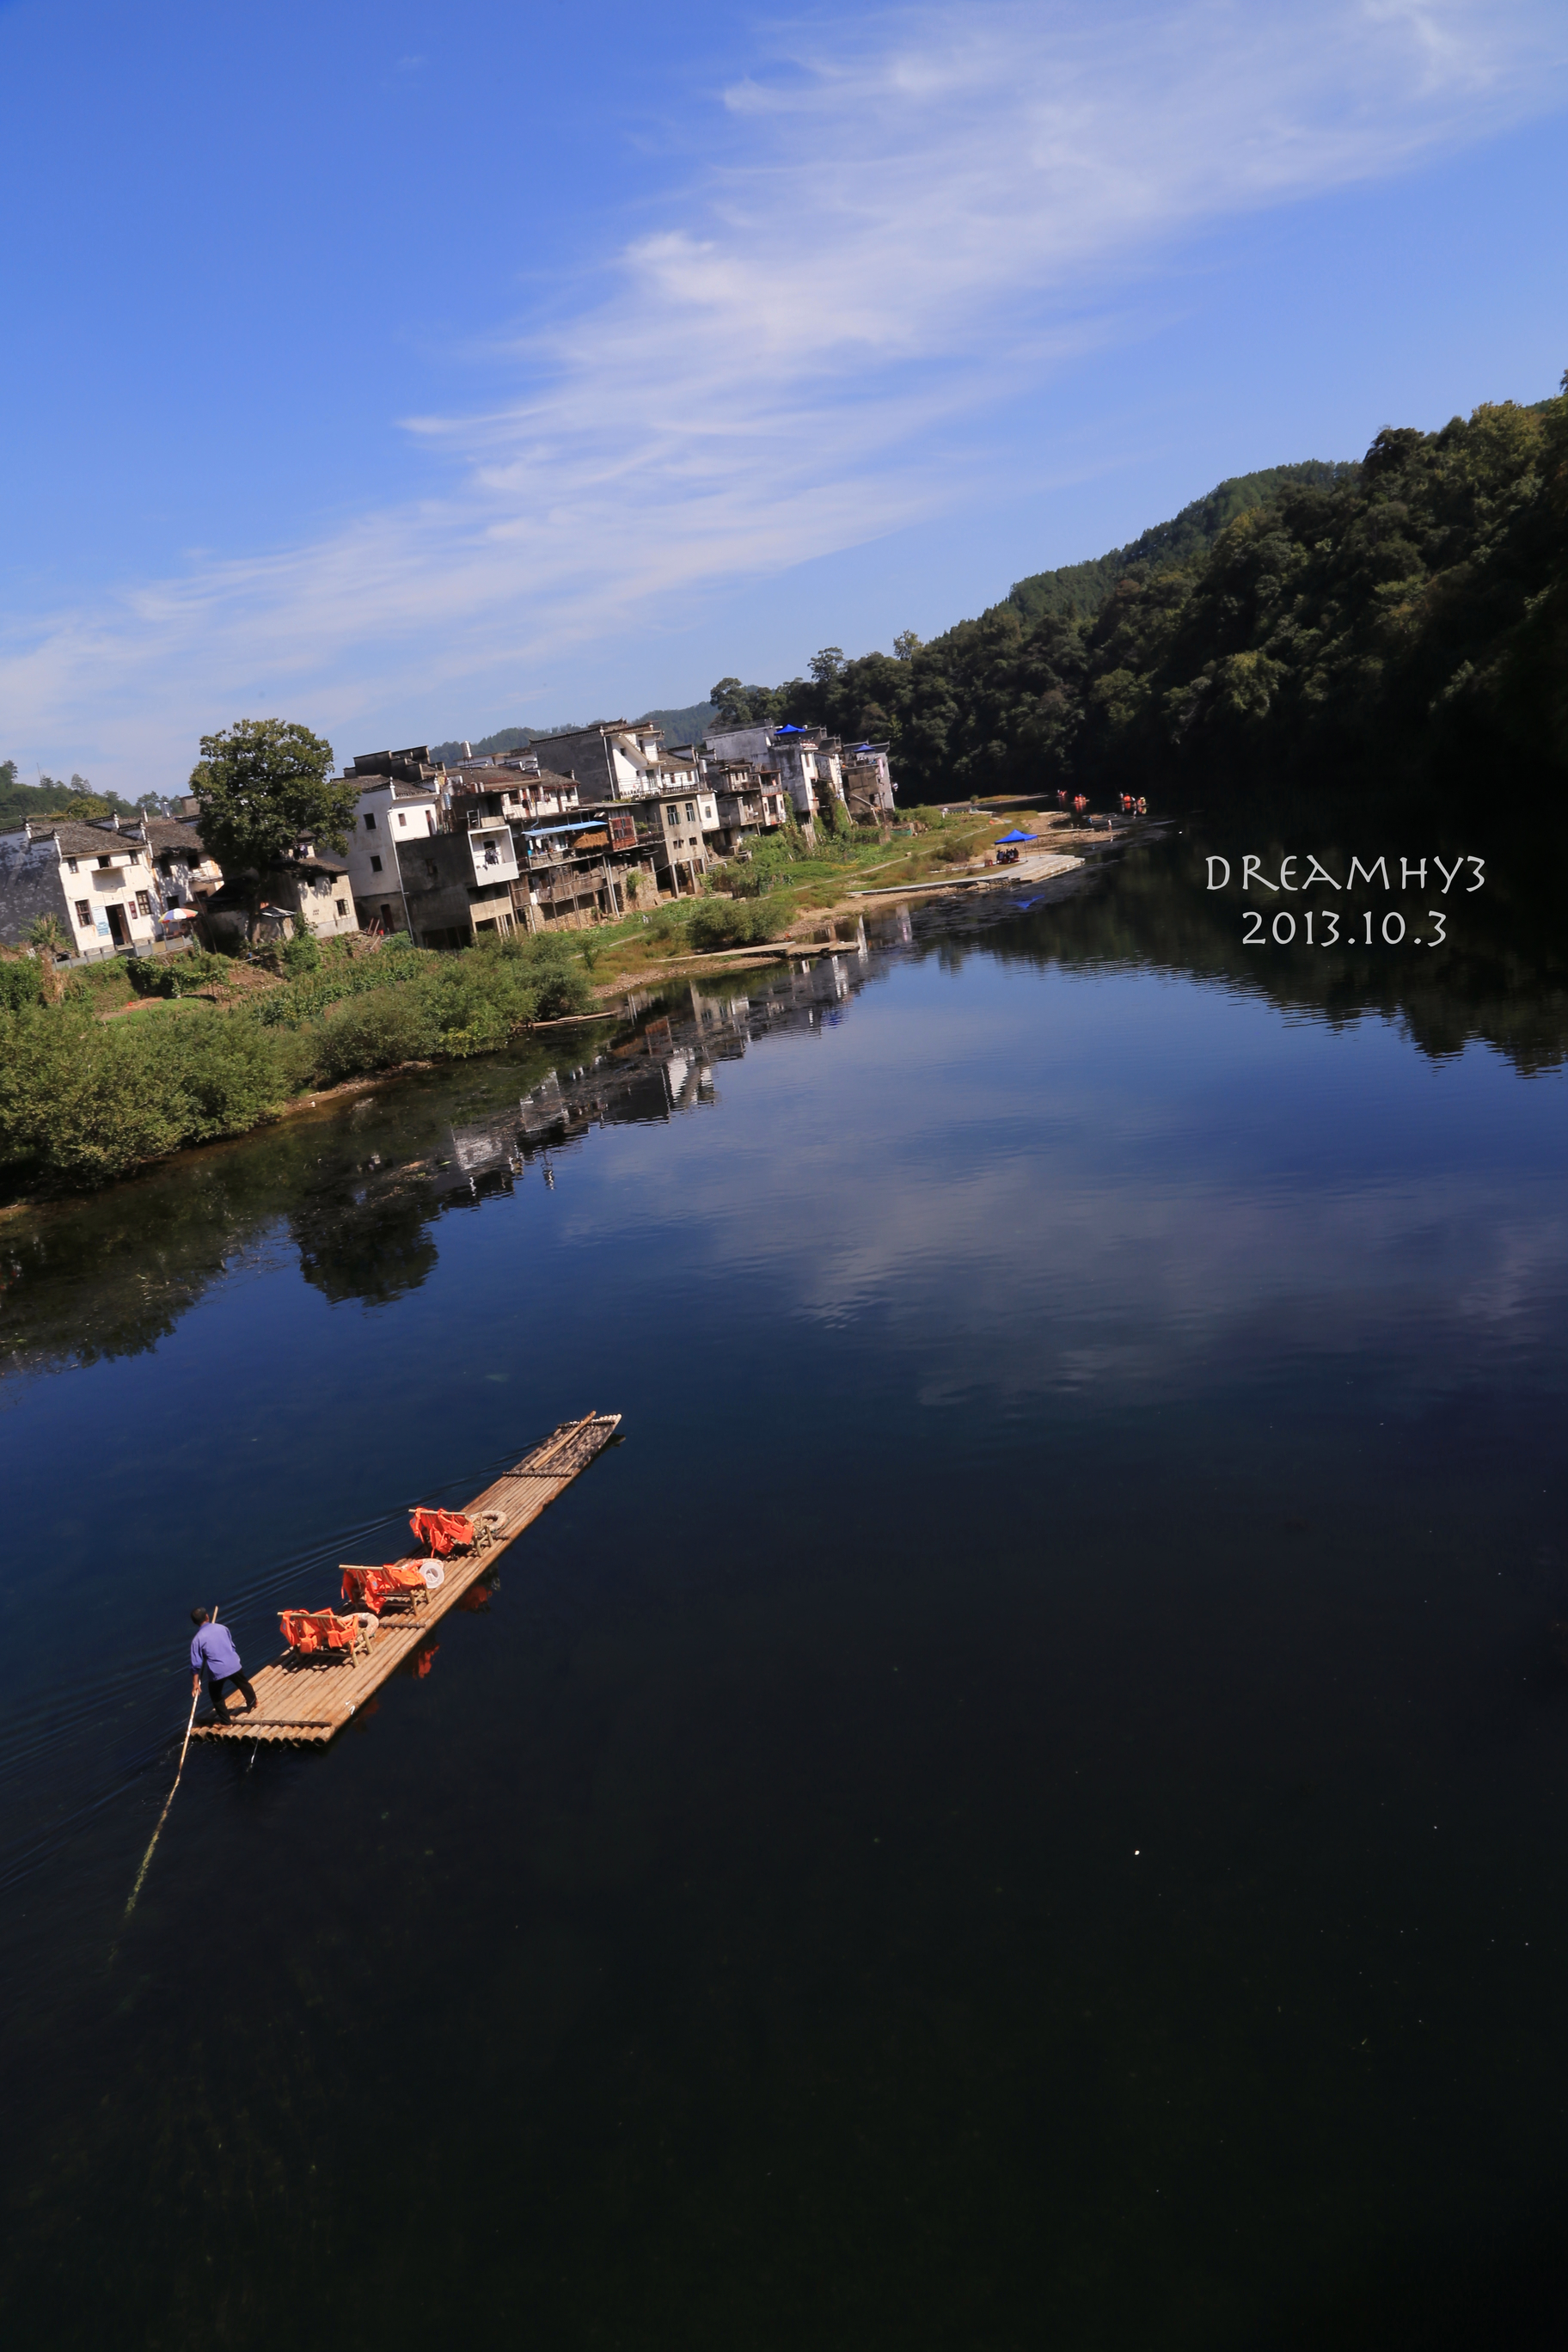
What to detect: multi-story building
<box><xmin>340</xmin><ymin>749</ymin><xmax>444</xmax><ymax>934</ymax></box>
<box><xmin>138</xmin><ymin>815</ymin><xmax>224</xmax><ymax>918</ymax></box>
<box><xmin>395</xmin><ymin>819</ymin><xmax>522</xmax><ymax>948</ymax></box>
<box><xmin>525</xmin><ymin>721</ymin><xmax>699</xmax><ymax>805</ymax></box>
<box><xmin>840</xmin><ymin>741</ymin><xmax>897</xmax><ymax>821</ymax></box>
<box><xmin>511</xmin><ymin>810</ymin><xmax>659</xmax><ymax>929</ymax></box>
<box><xmin>442</xmin><ymin>751</ymin><xmax>582</xmax><ymax>823</ymax></box>
<box><xmin>0</xmin><ymin>816</ymin><xmax>162</xmax><ymax>957</ymax></box>
<box><xmin>703</xmin><ymin>723</ymin><xmax>847</xmax><ymax>830</ymax></box>
<box><xmin>639</xmin><ymin>784</ymin><xmax>721</xmax><ymax>894</ymax></box>
<box><xmin>701</xmin><ymin>760</ymin><xmax>791</xmax><ymax>855</ymax></box>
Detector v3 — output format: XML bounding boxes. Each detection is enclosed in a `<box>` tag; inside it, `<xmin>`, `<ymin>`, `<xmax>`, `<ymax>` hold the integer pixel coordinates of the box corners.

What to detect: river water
<box><xmin>3</xmin><ymin>823</ymin><xmax>1566</xmax><ymax>2349</ymax></box>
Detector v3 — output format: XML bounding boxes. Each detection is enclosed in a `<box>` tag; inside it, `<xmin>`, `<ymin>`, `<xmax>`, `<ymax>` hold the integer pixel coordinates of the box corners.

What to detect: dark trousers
<box><xmin>208</xmin><ymin>1671</ymin><xmax>256</xmax><ymax>1722</ymax></box>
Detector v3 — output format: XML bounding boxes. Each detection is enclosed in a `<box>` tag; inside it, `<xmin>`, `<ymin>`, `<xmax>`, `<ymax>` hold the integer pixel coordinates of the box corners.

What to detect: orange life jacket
<box><xmin>409</xmin><ymin>1507</ymin><xmax>475</xmax><ymax>1557</ymax></box>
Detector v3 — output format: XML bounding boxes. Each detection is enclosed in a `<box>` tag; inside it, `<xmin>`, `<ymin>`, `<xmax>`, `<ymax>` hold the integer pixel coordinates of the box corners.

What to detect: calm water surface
<box><xmin>3</xmin><ymin>831</ymin><xmax>1566</xmax><ymax>2349</ymax></box>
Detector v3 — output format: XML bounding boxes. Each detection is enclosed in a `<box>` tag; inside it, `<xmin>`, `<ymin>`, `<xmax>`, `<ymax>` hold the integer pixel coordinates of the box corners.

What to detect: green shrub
<box><xmin>0</xmin><ymin>1001</ymin><xmax>296</xmax><ymax>1183</ymax></box>
<box><xmin>646</xmin><ymin>903</ymin><xmax>690</xmax><ymax>946</ymax></box>
<box><xmin>63</xmin><ymin>958</ymin><xmax>133</xmax><ymax>1003</ymax></box>
<box><xmin>170</xmin><ymin>951</ymin><xmax>231</xmax><ymax>995</ymax></box>
<box><xmin>305</xmin><ymin>988</ymin><xmax>436</xmax><ymax>1085</ymax></box>
<box><xmin>0</xmin><ymin>959</ymin><xmax>41</xmax><ymax>1012</ymax></box>
<box><xmin>687</xmin><ymin>897</ymin><xmax>787</xmax><ymax>952</ymax></box>
<box><xmin>281</xmin><ymin>930</ymin><xmax>322</xmax><ymax>975</ymax></box>
<box><xmin>530</xmin><ymin>952</ymin><xmax>594</xmax><ymax>1019</ymax></box>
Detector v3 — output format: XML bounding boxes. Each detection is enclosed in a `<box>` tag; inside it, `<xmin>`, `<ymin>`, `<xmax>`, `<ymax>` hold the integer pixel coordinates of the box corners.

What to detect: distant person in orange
<box><xmin>190</xmin><ymin>1608</ymin><xmax>256</xmax><ymax>1724</ymax></box>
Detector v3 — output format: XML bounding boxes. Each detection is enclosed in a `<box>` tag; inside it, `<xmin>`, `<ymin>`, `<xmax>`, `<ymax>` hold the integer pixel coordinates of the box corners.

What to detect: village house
<box><xmin>346</xmin><ymin>752</ymin><xmax>519</xmax><ymax>945</ymax></box>
<box><xmin>442</xmin><ymin>750</ymin><xmax>581</xmax><ymax>823</ymax></box>
<box><xmin>839</xmin><ymin>741</ymin><xmax>897</xmax><ymax>822</ymax></box>
<box><xmin>0</xmin><ymin>816</ymin><xmax>162</xmax><ymax>957</ymax></box>
<box><xmin>155</xmin><ymin>798</ymin><xmax>357</xmax><ymax>946</ymax></box>
<box><xmin>340</xmin><ymin>749</ymin><xmax>444</xmax><ymax>934</ymax></box>
<box><xmin>395</xmin><ymin>820</ymin><xmax>522</xmax><ymax>948</ymax></box>
<box><xmin>527</xmin><ymin>721</ymin><xmax>698</xmax><ymax>805</ymax></box>
<box><xmin>634</xmin><ymin>783</ymin><xmax>720</xmax><ymax>894</ymax></box>
<box><xmin>511</xmin><ymin>809</ymin><xmax>660</xmax><ymax>930</ymax></box>
<box><xmin>699</xmin><ymin>760</ymin><xmax>791</xmax><ymax>855</ymax></box>
<box><xmin>344</xmin><ymin>745</ymin><xmax>632</xmax><ymax>944</ymax></box>
<box><xmin>702</xmin><ymin>722</ymin><xmax>848</xmax><ymax>831</ymax></box>
<box><xmin>137</xmin><ymin>812</ymin><xmax>224</xmax><ymax>918</ymax></box>
<box><xmin>201</xmin><ymin>844</ymin><xmax>358</xmax><ymax>945</ymax></box>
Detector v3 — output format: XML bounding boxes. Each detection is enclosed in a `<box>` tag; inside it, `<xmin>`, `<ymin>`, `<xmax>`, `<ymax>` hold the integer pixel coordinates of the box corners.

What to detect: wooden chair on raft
<box><xmin>279</xmin><ymin>1608</ymin><xmax>374</xmax><ymax>1663</ymax></box>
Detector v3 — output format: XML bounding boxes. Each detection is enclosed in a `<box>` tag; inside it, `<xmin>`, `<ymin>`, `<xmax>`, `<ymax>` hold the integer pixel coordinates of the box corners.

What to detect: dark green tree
<box><xmin>189</xmin><ymin>720</ymin><xmax>351</xmax><ymax>940</ymax></box>
<box><xmin>708</xmin><ymin>677</ymin><xmax>785</xmax><ymax>728</ymax></box>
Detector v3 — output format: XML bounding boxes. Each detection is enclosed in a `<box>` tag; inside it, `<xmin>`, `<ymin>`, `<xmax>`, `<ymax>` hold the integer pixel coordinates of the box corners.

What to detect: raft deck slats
<box><xmin>192</xmin><ymin>1413</ymin><xmax>620</xmax><ymax>1746</ymax></box>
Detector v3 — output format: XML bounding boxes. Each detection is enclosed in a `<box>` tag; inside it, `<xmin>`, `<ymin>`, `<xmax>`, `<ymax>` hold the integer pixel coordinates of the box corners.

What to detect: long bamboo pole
<box><xmin>123</xmin><ymin>1602</ymin><xmax>213</xmax><ymax>1922</ymax></box>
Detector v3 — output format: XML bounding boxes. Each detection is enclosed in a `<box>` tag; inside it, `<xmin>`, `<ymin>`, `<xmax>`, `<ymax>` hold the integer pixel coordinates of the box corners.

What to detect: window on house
<box><xmin>686</xmin><ymin>802</ymin><xmax>695</xmax><ymax>821</ymax></box>
<box><xmin>335</xmin><ymin>898</ymin><xmax>346</xmax><ymax>917</ymax></box>
<box><xmin>398</xmin><ymin>812</ymin><xmax>407</xmax><ymax>827</ymax></box>
<box><xmin>75</xmin><ymin>899</ymin><xmax>90</xmax><ymax>927</ymax></box>
<box><xmin>66</xmin><ymin>857</ymin><xmax>79</xmax><ymax>873</ymax></box>
<box><xmin>371</xmin><ymin>854</ymin><xmax>383</xmax><ymax>872</ymax></box>
<box><xmin>364</xmin><ymin>812</ymin><xmax>377</xmax><ymax>830</ymax></box>
<box><xmin>136</xmin><ymin>891</ymin><xmax>152</xmax><ymax>918</ymax></box>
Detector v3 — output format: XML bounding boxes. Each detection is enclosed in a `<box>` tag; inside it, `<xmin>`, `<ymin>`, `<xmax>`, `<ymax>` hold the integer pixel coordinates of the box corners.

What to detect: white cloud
<box><xmin>3</xmin><ymin>0</ymin><xmax>1565</xmax><ymax>787</ymax></box>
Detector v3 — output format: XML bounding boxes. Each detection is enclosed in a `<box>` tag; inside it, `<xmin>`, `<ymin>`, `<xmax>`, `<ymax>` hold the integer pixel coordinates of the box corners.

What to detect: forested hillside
<box><xmin>0</xmin><ymin>761</ymin><xmax>154</xmax><ymax>830</ymax></box>
<box><xmin>719</xmin><ymin>386</ymin><xmax>1567</xmax><ymax>805</ymax></box>
<box><xmin>999</xmin><ymin>462</ymin><xmax>1352</xmax><ymax>625</ymax></box>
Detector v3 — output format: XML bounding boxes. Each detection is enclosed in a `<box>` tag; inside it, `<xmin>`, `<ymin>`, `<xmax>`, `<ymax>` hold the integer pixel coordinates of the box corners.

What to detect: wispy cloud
<box><xmin>3</xmin><ymin>0</ymin><xmax>1565</xmax><ymax>785</ymax></box>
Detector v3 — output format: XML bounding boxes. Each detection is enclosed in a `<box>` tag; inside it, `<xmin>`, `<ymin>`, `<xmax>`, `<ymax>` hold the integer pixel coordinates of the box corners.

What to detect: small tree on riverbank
<box><xmin>28</xmin><ymin>914</ymin><xmax>65</xmax><ymax>1004</ymax></box>
<box><xmin>189</xmin><ymin>720</ymin><xmax>355</xmax><ymax>941</ymax></box>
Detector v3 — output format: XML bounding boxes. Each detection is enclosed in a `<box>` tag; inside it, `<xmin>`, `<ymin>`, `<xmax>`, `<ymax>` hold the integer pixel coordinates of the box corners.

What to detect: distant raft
<box><xmin>191</xmin><ymin>1413</ymin><xmax>621</xmax><ymax>1745</ymax></box>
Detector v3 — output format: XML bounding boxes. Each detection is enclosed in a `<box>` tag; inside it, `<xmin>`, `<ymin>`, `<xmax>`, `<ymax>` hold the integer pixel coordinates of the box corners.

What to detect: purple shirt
<box><xmin>191</xmin><ymin>1621</ymin><xmax>242</xmax><ymax>1681</ymax></box>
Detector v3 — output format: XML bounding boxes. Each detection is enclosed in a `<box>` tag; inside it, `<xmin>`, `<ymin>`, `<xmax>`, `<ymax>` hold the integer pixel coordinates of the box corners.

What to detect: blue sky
<box><xmin>2</xmin><ymin>0</ymin><xmax>1565</xmax><ymax>795</ymax></box>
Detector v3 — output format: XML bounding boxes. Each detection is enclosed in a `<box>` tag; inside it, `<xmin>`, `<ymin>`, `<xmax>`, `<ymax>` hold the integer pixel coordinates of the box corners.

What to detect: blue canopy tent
<box><xmin>995</xmin><ymin>829</ymin><xmax>1038</xmax><ymax>845</ymax></box>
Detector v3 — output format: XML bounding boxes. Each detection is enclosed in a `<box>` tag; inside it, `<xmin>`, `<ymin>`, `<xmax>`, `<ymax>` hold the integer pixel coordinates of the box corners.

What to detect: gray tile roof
<box><xmin>141</xmin><ymin>817</ymin><xmax>209</xmax><ymax>853</ymax></box>
<box><xmin>12</xmin><ymin>819</ymin><xmax>148</xmax><ymax>857</ymax></box>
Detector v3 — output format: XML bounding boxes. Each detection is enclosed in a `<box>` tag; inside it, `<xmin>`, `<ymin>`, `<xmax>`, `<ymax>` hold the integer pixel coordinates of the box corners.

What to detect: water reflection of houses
<box><xmin>444</xmin><ymin>923</ymin><xmax>897</xmax><ymax>1184</ymax></box>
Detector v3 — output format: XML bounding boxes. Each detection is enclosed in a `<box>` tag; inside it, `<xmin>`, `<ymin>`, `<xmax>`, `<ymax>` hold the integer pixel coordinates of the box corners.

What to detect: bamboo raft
<box><xmin>192</xmin><ymin>1413</ymin><xmax>621</xmax><ymax>1745</ymax></box>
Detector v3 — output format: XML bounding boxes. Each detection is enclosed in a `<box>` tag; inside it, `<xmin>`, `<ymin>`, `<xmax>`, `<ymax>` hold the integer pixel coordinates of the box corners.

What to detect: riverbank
<box><xmin>0</xmin><ymin>806</ymin><xmax>1082</xmax><ymax>1197</ymax></box>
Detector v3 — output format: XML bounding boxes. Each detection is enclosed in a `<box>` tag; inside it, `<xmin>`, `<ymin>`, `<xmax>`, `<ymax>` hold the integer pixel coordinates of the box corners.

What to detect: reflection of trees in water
<box><xmin>952</xmin><ymin>823</ymin><xmax>1568</xmax><ymax>1075</ymax></box>
<box><xmin>292</xmin><ymin>1185</ymin><xmax>440</xmax><ymax>1308</ymax></box>
<box><xmin>0</xmin><ymin>1050</ymin><xmax>559</xmax><ymax>1378</ymax></box>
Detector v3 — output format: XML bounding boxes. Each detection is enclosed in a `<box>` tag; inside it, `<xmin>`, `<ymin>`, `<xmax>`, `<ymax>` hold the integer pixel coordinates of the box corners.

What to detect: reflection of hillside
<box><xmin>958</xmin><ymin>828</ymin><xmax>1568</xmax><ymax>1075</ymax></box>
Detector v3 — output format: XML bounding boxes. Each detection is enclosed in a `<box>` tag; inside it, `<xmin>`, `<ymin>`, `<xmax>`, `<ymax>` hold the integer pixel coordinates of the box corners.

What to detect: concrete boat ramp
<box><xmin>192</xmin><ymin>1413</ymin><xmax>621</xmax><ymax>1746</ymax></box>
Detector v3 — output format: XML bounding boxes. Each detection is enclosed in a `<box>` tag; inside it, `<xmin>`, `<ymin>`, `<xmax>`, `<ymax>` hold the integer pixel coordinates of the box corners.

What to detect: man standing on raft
<box><xmin>190</xmin><ymin>1608</ymin><xmax>256</xmax><ymax>1723</ymax></box>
